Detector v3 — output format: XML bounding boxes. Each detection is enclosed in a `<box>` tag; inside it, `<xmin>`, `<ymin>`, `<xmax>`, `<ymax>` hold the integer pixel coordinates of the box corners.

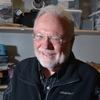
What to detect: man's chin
<box><xmin>39</xmin><ymin>60</ymin><xmax>55</xmax><ymax>68</ymax></box>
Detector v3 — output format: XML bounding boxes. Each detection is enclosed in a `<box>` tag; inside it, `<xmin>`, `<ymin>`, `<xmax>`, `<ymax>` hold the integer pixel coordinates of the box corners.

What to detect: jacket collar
<box><xmin>19</xmin><ymin>51</ymin><xmax>80</xmax><ymax>86</ymax></box>
<box><xmin>18</xmin><ymin>58</ymin><xmax>41</xmax><ymax>86</ymax></box>
<box><xmin>55</xmin><ymin>51</ymin><xmax>80</xmax><ymax>85</ymax></box>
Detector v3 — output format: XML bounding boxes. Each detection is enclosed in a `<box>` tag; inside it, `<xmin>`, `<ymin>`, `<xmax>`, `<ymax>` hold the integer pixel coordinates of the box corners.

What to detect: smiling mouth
<box><xmin>42</xmin><ymin>52</ymin><xmax>56</xmax><ymax>58</ymax></box>
<box><xmin>43</xmin><ymin>52</ymin><xmax>54</xmax><ymax>56</ymax></box>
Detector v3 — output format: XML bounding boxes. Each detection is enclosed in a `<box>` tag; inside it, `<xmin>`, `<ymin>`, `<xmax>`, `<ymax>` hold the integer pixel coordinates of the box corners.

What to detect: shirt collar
<box><xmin>38</xmin><ymin>62</ymin><xmax>67</xmax><ymax>81</ymax></box>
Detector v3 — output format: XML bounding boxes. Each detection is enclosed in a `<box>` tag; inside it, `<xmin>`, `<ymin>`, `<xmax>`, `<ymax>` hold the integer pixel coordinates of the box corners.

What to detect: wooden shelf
<box><xmin>0</xmin><ymin>85</ymin><xmax>7</xmax><ymax>89</ymax></box>
<box><xmin>0</xmin><ymin>26</ymin><xmax>100</xmax><ymax>35</ymax></box>
<box><xmin>0</xmin><ymin>27</ymin><xmax>33</xmax><ymax>34</ymax></box>
<box><xmin>74</xmin><ymin>30</ymin><xmax>100</xmax><ymax>35</ymax></box>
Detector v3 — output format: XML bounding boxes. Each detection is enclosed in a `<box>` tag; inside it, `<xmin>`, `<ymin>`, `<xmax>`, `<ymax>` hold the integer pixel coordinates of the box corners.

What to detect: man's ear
<box><xmin>70</xmin><ymin>36</ymin><xmax>75</xmax><ymax>50</ymax></box>
<box><xmin>32</xmin><ymin>34</ymin><xmax>34</xmax><ymax>39</ymax></box>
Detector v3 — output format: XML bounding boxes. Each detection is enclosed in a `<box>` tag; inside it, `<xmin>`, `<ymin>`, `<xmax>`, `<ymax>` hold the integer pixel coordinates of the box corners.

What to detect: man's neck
<box><xmin>42</xmin><ymin>67</ymin><xmax>60</xmax><ymax>79</ymax></box>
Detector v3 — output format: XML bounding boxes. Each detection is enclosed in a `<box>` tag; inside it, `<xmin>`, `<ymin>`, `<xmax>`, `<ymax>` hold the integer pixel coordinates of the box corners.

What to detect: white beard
<box><xmin>35</xmin><ymin>47</ymin><xmax>67</xmax><ymax>68</ymax></box>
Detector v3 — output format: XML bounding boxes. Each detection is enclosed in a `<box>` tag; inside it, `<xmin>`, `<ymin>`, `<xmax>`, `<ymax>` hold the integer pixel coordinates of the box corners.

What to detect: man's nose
<box><xmin>41</xmin><ymin>38</ymin><xmax>53</xmax><ymax>49</ymax></box>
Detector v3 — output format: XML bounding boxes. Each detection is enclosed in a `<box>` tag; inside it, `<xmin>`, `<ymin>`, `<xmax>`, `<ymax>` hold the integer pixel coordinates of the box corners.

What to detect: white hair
<box><xmin>33</xmin><ymin>5</ymin><xmax>74</xmax><ymax>39</ymax></box>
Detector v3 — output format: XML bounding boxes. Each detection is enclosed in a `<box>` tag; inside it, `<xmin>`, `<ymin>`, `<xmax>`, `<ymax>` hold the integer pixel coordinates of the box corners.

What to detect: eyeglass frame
<box><xmin>32</xmin><ymin>33</ymin><xmax>67</xmax><ymax>45</ymax></box>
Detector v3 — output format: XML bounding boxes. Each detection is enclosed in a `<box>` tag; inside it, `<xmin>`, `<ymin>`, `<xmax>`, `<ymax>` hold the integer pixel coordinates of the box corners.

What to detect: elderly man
<box><xmin>3</xmin><ymin>5</ymin><xmax>100</xmax><ymax>100</ymax></box>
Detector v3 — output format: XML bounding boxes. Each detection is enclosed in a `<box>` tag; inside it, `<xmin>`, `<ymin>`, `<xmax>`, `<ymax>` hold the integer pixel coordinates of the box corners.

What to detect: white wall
<box><xmin>73</xmin><ymin>35</ymin><xmax>100</xmax><ymax>63</ymax></box>
<box><xmin>0</xmin><ymin>33</ymin><xmax>35</xmax><ymax>63</ymax></box>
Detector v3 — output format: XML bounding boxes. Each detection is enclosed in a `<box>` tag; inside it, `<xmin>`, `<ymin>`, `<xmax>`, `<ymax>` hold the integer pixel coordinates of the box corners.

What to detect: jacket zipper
<box><xmin>45</xmin><ymin>79</ymin><xmax>79</xmax><ymax>100</ymax></box>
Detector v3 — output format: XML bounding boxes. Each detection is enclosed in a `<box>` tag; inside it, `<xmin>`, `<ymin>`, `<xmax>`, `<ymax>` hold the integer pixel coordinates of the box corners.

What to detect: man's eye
<box><xmin>37</xmin><ymin>35</ymin><xmax>43</xmax><ymax>38</ymax></box>
<box><xmin>53</xmin><ymin>38</ymin><xmax>59</xmax><ymax>41</ymax></box>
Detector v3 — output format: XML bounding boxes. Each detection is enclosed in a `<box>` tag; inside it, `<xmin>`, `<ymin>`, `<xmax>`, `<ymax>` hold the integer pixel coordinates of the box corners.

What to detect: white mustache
<box><xmin>38</xmin><ymin>48</ymin><xmax>56</xmax><ymax>54</ymax></box>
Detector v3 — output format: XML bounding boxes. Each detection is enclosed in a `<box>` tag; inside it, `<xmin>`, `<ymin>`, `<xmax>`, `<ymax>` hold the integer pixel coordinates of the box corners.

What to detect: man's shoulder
<box><xmin>20</xmin><ymin>57</ymin><xmax>37</xmax><ymax>64</ymax></box>
<box><xmin>76</xmin><ymin>59</ymin><xmax>99</xmax><ymax>78</ymax></box>
<box><xmin>14</xmin><ymin>57</ymin><xmax>38</xmax><ymax>72</ymax></box>
<box><xmin>18</xmin><ymin>57</ymin><xmax>37</xmax><ymax>65</ymax></box>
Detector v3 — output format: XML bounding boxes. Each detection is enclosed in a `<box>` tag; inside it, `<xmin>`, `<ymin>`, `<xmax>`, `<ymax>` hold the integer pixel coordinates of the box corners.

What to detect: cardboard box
<box><xmin>86</xmin><ymin>61</ymin><xmax>100</xmax><ymax>72</ymax></box>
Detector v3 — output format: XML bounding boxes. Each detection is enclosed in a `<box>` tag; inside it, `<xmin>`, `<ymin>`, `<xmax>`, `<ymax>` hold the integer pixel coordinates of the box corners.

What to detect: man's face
<box><xmin>33</xmin><ymin>13</ymin><xmax>74</xmax><ymax>69</ymax></box>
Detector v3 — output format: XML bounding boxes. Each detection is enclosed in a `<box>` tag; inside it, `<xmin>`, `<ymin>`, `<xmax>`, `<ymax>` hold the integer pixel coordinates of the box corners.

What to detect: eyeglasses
<box><xmin>32</xmin><ymin>33</ymin><xmax>66</xmax><ymax>45</ymax></box>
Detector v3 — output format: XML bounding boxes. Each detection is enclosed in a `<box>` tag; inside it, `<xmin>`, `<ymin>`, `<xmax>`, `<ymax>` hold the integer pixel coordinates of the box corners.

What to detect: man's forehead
<box><xmin>36</xmin><ymin>13</ymin><xmax>60</xmax><ymax>23</ymax></box>
<box><xmin>35</xmin><ymin>13</ymin><xmax>69</xmax><ymax>29</ymax></box>
<box><xmin>34</xmin><ymin>12</ymin><xmax>72</xmax><ymax>38</ymax></box>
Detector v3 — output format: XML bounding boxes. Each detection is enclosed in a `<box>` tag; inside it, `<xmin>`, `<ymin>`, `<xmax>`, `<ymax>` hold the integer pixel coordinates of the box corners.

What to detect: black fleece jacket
<box><xmin>3</xmin><ymin>52</ymin><xmax>100</xmax><ymax>100</ymax></box>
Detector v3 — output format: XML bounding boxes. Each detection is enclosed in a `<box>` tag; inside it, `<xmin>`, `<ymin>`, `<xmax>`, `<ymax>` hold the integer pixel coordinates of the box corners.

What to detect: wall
<box><xmin>73</xmin><ymin>35</ymin><xmax>100</xmax><ymax>63</ymax></box>
<box><xmin>0</xmin><ymin>33</ymin><xmax>34</xmax><ymax>63</ymax></box>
